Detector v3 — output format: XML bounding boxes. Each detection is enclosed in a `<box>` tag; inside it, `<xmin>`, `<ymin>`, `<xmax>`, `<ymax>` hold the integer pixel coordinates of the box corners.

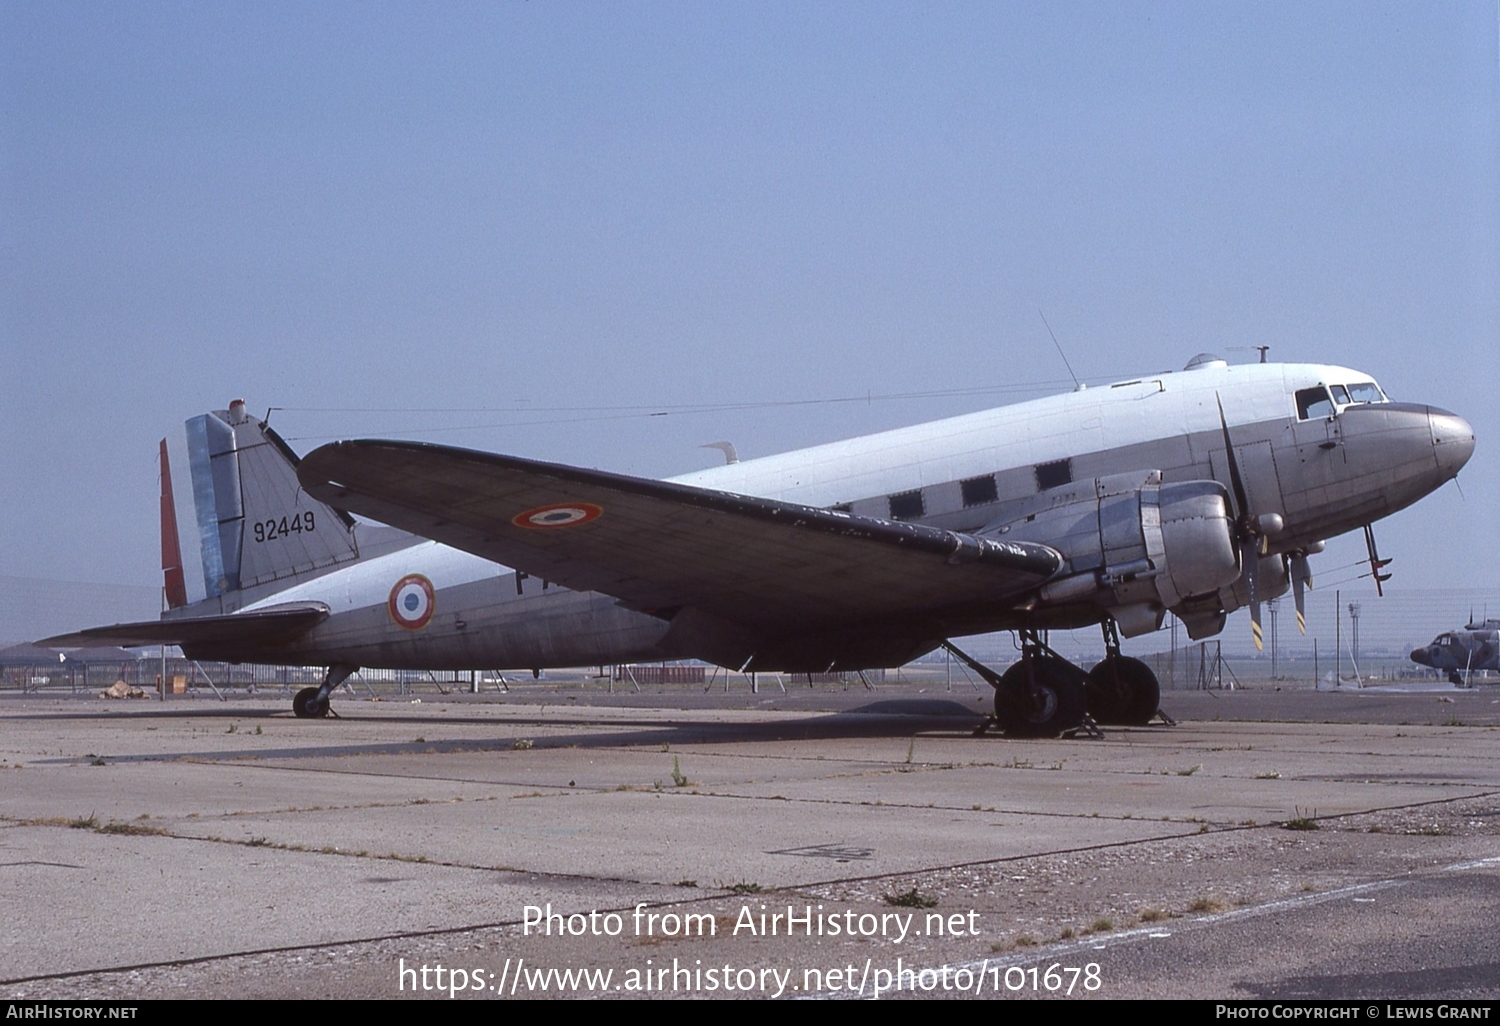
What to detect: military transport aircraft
<box><xmin>45</xmin><ymin>356</ymin><xmax>1474</xmax><ymax>738</ymax></box>
<box><xmin>1411</xmin><ymin>619</ymin><xmax>1500</xmax><ymax>686</ymax></box>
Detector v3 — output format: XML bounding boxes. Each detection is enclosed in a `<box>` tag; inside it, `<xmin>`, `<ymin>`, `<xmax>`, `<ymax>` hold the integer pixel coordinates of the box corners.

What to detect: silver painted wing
<box><xmin>297</xmin><ymin>440</ymin><xmax>1061</xmax><ymax>634</ymax></box>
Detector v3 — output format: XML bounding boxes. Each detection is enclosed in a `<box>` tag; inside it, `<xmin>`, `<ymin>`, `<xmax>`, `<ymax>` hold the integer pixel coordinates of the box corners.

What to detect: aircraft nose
<box><xmin>1429</xmin><ymin>407</ymin><xmax>1475</xmax><ymax>480</ymax></box>
<box><xmin>1409</xmin><ymin>647</ymin><xmax>1433</xmax><ymax>667</ymax></box>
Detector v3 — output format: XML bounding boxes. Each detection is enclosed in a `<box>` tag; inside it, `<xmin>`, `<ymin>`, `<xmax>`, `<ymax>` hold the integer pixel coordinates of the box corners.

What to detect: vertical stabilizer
<box><xmin>185</xmin><ymin>400</ymin><xmax>364</xmax><ymax>596</ymax></box>
<box><xmin>159</xmin><ymin>439</ymin><xmax>188</xmax><ymax>609</ymax></box>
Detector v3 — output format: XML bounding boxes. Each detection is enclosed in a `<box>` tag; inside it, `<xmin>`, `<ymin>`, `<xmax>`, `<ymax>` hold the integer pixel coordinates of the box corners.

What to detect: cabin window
<box><xmin>1346</xmin><ymin>382</ymin><xmax>1385</xmax><ymax>404</ymax></box>
<box><xmin>888</xmin><ymin>490</ymin><xmax>925</xmax><ymax>521</ymax></box>
<box><xmin>960</xmin><ymin>474</ymin><xmax>998</xmax><ymax>508</ymax></box>
<box><xmin>1296</xmin><ymin>387</ymin><xmax>1334</xmax><ymax>420</ymax></box>
<box><xmin>1034</xmin><ymin>459</ymin><xmax>1072</xmax><ymax>492</ymax></box>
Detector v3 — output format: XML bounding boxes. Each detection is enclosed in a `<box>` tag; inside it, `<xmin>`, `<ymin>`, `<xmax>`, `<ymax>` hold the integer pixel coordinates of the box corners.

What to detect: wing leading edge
<box><xmin>297</xmin><ymin>440</ymin><xmax>1061</xmax><ymax>666</ymax></box>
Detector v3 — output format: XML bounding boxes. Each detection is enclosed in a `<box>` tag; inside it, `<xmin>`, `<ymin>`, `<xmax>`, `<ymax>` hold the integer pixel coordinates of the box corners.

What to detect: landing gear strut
<box><xmin>943</xmin><ymin>634</ymin><xmax>1093</xmax><ymax>738</ymax></box>
<box><xmin>1085</xmin><ymin>620</ymin><xmax>1161</xmax><ymax>726</ymax></box>
<box><xmin>293</xmin><ymin>663</ymin><xmax>357</xmax><ymax>719</ymax></box>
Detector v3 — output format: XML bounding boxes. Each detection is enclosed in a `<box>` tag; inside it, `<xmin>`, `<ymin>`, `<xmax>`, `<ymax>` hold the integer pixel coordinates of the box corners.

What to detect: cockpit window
<box><xmin>1329</xmin><ymin>384</ymin><xmax>1351</xmax><ymax>405</ymax></box>
<box><xmin>1296</xmin><ymin>386</ymin><xmax>1334</xmax><ymax>420</ymax></box>
<box><xmin>1346</xmin><ymin>381</ymin><xmax>1384</xmax><ymax>404</ymax></box>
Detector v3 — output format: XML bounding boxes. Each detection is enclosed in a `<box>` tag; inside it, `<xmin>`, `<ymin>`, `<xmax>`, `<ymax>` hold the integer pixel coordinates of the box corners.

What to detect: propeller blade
<box><xmin>1244</xmin><ymin>539</ymin><xmax>1263</xmax><ymax>651</ymax></box>
<box><xmin>1216</xmin><ymin>394</ymin><xmax>1252</xmax><ymax>522</ymax></box>
<box><xmin>1290</xmin><ymin>552</ymin><xmax>1310</xmax><ymax>635</ymax></box>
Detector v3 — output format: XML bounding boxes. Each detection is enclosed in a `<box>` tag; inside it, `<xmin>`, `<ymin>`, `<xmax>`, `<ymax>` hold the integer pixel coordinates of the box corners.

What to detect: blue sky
<box><xmin>3</xmin><ymin>2</ymin><xmax>1497</xmax><ymax>605</ymax></box>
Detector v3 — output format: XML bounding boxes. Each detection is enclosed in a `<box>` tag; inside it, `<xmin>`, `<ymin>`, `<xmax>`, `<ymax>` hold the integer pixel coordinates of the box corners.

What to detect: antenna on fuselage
<box><xmin>1229</xmin><ymin>345</ymin><xmax>1271</xmax><ymax>364</ymax></box>
<box><xmin>1039</xmin><ymin>310</ymin><xmax>1082</xmax><ymax>390</ymax></box>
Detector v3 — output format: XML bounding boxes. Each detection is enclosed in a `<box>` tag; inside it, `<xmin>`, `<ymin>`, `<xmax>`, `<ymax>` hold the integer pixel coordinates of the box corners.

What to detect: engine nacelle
<box><xmin>982</xmin><ymin>470</ymin><xmax>1240</xmax><ymax>636</ymax></box>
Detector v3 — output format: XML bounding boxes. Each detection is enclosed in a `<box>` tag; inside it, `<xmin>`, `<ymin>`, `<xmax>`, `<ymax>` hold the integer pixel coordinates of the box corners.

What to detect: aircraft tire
<box><xmin>994</xmin><ymin>656</ymin><xmax>1087</xmax><ymax>738</ymax></box>
<box><xmin>292</xmin><ymin>686</ymin><xmax>329</xmax><ymax>719</ymax></box>
<box><xmin>1085</xmin><ymin>657</ymin><xmax>1160</xmax><ymax>726</ymax></box>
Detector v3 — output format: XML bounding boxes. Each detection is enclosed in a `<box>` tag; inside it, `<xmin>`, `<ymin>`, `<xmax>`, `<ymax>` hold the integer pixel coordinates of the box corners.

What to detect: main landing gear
<box><xmin>943</xmin><ymin>635</ymin><xmax>1093</xmax><ymax>738</ymax></box>
<box><xmin>943</xmin><ymin>620</ymin><xmax>1168</xmax><ymax>738</ymax></box>
<box><xmin>1084</xmin><ymin>620</ymin><xmax>1162</xmax><ymax>726</ymax></box>
<box><xmin>292</xmin><ymin>663</ymin><xmax>357</xmax><ymax>719</ymax></box>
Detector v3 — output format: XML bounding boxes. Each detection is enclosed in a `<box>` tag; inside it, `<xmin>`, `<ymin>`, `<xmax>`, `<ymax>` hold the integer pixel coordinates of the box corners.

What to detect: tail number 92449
<box><xmin>253</xmin><ymin>511</ymin><xmax>315</xmax><ymax>543</ymax></box>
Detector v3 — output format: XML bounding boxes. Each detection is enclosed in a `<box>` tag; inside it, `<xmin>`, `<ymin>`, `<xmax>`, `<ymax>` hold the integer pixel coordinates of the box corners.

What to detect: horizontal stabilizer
<box><xmin>297</xmin><ymin>439</ymin><xmax>1062</xmax><ymax>633</ymax></box>
<box><xmin>39</xmin><ymin>603</ymin><xmax>329</xmax><ymax>649</ymax></box>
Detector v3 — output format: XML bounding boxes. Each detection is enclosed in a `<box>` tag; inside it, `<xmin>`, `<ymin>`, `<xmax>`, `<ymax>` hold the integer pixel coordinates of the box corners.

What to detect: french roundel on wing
<box><xmin>511</xmin><ymin>502</ymin><xmax>604</xmax><ymax>529</ymax></box>
<box><xmin>388</xmin><ymin>574</ymin><xmax>436</xmax><ymax>630</ymax></box>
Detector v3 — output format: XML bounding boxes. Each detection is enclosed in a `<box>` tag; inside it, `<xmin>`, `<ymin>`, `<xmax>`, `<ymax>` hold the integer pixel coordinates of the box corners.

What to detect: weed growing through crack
<box><xmin>1282</xmin><ymin>808</ymin><xmax>1319</xmax><ymax>831</ymax></box>
<box><xmin>884</xmin><ymin>888</ymin><xmax>938</xmax><ymax>909</ymax></box>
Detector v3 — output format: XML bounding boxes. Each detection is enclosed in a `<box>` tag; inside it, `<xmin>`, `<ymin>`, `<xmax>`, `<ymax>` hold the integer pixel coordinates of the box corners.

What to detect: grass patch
<box><xmin>512</xmin><ymin>739</ymin><xmax>534</xmax><ymax>750</ymax></box>
<box><xmin>1138</xmin><ymin>908</ymin><xmax>1168</xmax><ymax>923</ymax></box>
<box><xmin>98</xmin><ymin>822</ymin><xmax>167</xmax><ymax>836</ymax></box>
<box><xmin>1177</xmin><ymin>764</ymin><xmax>1202</xmax><ymax>776</ymax></box>
<box><xmin>1282</xmin><ymin>808</ymin><xmax>1319</xmax><ymax>831</ymax></box>
<box><xmin>727</xmin><ymin>882</ymin><xmax>762</xmax><ymax>895</ymax></box>
<box><xmin>1188</xmin><ymin>896</ymin><xmax>1226</xmax><ymax>913</ymax></box>
<box><xmin>1012</xmin><ymin>934</ymin><xmax>1037</xmax><ymax>947</ymax></box>
<box><xmin>670</xmin><ymin>756</ymin><xmax>688</xmax><ymax>788</ymax></box>
<box><xmin>1058</xmin><ymin>927</ymin><xmax>1075</xmax><ymax>940</ymax></box>
<box><xmin>68</xmin><ymin>815</ymin><xmax>99</xmax><ymax>830</ymax></box>
<box><xmin>1089</xmin><ymin>918</ymin><xmax>1114</xmax><ymax>933</ymax></box>
<box><xmin>884</xmin><ymin>888</ymin><xmax>938</xmax><ymax>909</ymax></box>
<box><xmin>1254</xmin><ymin>771</ymin><xmax>1281</xmax><ymax>780</ymax></box>
<box><xmin>674</xmin><ymin>880</ymin><xmax>698</xmax><ymax>888</ymax></box>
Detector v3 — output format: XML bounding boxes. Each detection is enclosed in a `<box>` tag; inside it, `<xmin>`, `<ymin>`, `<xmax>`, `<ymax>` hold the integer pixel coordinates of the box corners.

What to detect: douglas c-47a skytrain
<box><xmin>48</xmin><ymin>355</ymin><xmax>1474</xmax><ymax>737</ymax></box>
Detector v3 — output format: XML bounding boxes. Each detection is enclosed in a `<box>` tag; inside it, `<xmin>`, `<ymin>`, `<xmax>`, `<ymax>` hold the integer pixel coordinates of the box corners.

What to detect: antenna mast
<box><xmin>1039</xmin><ymin>310</ymin><xmax>1081</xmax><ymax>390</ymax></box>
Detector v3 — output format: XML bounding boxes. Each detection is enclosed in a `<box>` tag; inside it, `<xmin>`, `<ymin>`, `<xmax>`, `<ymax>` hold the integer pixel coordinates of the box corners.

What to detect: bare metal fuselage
<box><xmin>184</xmin><ymin>360</ymin><xmax>1470</xmax><ymax>671</ymax></box>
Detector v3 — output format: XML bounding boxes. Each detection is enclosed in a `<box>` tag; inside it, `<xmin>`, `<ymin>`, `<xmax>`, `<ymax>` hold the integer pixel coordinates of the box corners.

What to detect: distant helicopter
<box><xmin>1410</xmin><ymin>618</ymin><xmax>1500</xmax><ymax>686</ymax></box>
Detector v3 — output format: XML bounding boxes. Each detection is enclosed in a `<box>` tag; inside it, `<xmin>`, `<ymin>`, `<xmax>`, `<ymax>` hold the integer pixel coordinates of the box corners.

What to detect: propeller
<box><xmin>1216</xmin><ymin>395</ymin><xmax>1283</xmax><ymax>651</ymax></box>
<box><xmin>1288</xmin><ymin>551</ymin><xmax>1313</xmax><ymax>635</ymax></box>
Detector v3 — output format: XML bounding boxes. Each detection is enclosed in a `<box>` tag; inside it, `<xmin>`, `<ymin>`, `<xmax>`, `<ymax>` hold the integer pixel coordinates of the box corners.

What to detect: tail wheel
<box><xmin>994</xmin><ymin>656</ymin><xmax>1087</xmax><ymax>738</ymax></box>
<box><xmin>292</xmin><ymin>686</ymin><xmax>329</xmax><ymax>719</ymax></box>
<box><xmin>1085</xmin><ymin>656</ymin><xmax>1160</xmax><ymax>725</ymax></box>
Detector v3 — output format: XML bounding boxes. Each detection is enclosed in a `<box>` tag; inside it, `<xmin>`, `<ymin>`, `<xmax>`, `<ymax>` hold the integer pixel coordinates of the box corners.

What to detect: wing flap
<box><xmin>298</xmin><ymin>440</ymin><xmax>1060</xmax><ymax>630</ymax></box>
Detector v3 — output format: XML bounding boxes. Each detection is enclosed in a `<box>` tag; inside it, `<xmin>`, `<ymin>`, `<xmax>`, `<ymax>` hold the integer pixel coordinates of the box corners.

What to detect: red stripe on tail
<box><xmin>159</xmin><ymin>439</ymin><xmax>188</xmax><ymax>609</ymax></box>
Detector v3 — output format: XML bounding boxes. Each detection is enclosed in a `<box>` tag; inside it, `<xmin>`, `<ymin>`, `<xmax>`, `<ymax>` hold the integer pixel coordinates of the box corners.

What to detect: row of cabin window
<box><xmin>865</xmin><ymin>459</ymin><xmax>1074</xmax><ymax>523</ymax></box>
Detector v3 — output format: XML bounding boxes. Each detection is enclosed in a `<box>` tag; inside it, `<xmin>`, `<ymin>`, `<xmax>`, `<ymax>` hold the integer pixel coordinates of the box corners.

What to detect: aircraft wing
<box><xmin>39</xmin><ymin>603</ymin><xmax>329</xmax><ymax>649</ymax></box>
<box><xmin>297</xmin><ymin>440</ymin><xmax>1061</xmax><ymax>633</ymax></box>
